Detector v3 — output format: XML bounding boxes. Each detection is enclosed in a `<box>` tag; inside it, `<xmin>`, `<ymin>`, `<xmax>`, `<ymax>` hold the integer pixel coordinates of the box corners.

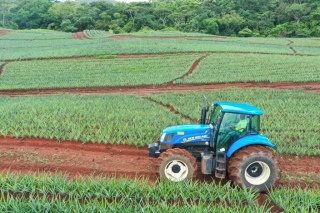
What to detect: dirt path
<box><xmin>169</xmin><ymin>54</ymin><xmax>209</xmax><ymax>83</ymax></box>
<box><xmin>0</xmin><ymin>136</ymin><xmax>319</xmax><ymax>188</ymax></box>
<box><xmin>0</xmin><ymin>62</ymin><xmax>7</xmax><ymax>75</ymax></box>
<box><xmin>0</xmin><ymin>82</ymin><xmax>319</xmax><ymax>97</ymax></box>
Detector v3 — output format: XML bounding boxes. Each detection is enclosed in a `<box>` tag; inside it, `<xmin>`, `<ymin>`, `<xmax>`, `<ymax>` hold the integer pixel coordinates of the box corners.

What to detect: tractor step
<box><xmin>215</xmin><ymin>152</ymin><xmax>226</xmax><ymax>178</ymax></box>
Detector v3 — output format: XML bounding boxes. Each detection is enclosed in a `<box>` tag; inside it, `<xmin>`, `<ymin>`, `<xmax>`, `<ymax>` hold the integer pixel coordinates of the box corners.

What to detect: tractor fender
<box><xmin>226</xmin><ymin>134</ymin><xmax>277</xmax><ymax>158</ymax></box>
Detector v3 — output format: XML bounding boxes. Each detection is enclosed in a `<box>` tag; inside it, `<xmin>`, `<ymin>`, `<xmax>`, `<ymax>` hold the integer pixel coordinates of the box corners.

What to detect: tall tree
<box><xmin>10</xmin><ymin>0</ymin><xmax>53</xmax><ymax>29</ymax></box>
<box><xmin>153</xmin><ymin>7</ymin><xmax>171</xmax><ymax>27</ymax></box>
<box><xmin>48</xmin><ymin>1</ymin><xmax>78</xmax><ymax>20</ymax></box>
<box><xmin>285</xmin><ymin>3</ymin><xmax>311</xmax><ymax>24</ymax></box>
<box><xmin>124</xmin><ymin>2</ymin><xmax>152</xmax><ymax>31</ymax></box>
<box><xmin>0</xmin><ymin>0</ymin><xmax>11</xmax><ymax>27</ymax></box>
<box><xmin>218</xmin><ymin>12</ymin><xmax>245</xmax><ymax>35</ymax></box>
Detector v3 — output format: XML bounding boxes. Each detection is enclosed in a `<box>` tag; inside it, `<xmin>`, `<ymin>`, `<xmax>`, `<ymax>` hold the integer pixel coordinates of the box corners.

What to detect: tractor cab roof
<box><xmin>214</xmin><ymin>101</ymin><xmax>263</xmax><ymax>115</ymax></box>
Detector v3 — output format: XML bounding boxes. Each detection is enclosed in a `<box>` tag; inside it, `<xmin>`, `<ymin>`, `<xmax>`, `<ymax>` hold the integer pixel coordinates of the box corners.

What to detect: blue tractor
<box><xmin>148</xmin><ymin>97</ymin><xmax>281</xmax><ymax>192</ymax></box>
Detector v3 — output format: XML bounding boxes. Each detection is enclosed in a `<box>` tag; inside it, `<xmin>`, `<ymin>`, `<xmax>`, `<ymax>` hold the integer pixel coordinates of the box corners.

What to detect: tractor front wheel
<box><xmin>157</xmin><ymin>148</ymin><xmax>197</xmax><ymax>182</ymax></box>
<box><xmin>228</xmin><ymin>145</ymin><xmax>281</xmax><ymax>192</ymax></box>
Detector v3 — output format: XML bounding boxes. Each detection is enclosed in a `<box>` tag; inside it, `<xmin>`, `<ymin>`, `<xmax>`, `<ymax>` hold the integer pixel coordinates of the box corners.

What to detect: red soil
<box><xmin>0</xmin><ymin>82</ymin><xmax>319</xmax><ymax>97</ymax></box>
<box><xmin>0</xmin><ymin>136</ymin><xmax>319</xmax><ymax>188</ymax></box>
<box><xmin>72</xmin><ymin>32</ymin><xmax>88</xmax><ymax>40</ymax></box>
<box><xmin>0</xmin><ymin>30</ymin><xmax>12</xmax><ymax>36</ymax></box>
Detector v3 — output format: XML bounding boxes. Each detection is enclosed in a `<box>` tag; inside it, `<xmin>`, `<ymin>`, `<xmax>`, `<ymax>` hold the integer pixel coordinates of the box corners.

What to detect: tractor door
<box><xmin>208</xmin><ymin>105</ymin><xmax>223</xmax><ymax>148</ymax></box>
<box><xmin>216</xmin><ymin>113</ymin><xmax>249</xmax><ymax>153</ymax></box>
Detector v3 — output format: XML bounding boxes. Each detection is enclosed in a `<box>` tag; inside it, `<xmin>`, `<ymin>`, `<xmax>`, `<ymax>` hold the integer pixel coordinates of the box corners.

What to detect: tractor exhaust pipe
<box><xmin>199</xmin><ymin>95</ymin><xmax>207</xmax><ymax>124</ymax></box>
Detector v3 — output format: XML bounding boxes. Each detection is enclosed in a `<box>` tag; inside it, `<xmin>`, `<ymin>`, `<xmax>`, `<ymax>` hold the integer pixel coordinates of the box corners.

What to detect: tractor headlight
<box><xmin>160</xmin><ymin>133</ymin><xmax>166</xmax><ymax>142</ymax></box>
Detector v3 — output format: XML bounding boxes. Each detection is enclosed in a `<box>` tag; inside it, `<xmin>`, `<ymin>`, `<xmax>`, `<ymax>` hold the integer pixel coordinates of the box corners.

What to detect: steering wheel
<box><xmin>223</xmin><ymin>122</ymin><xmax>234</xmax><ymax>130</ymax></box>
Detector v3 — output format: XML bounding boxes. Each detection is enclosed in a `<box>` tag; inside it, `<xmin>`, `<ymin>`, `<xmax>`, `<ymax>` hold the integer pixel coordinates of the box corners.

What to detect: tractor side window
<box><xmin>251</xmin><ymin>115</ymin><xmax>260</xmax><ymax>134</ymax></box>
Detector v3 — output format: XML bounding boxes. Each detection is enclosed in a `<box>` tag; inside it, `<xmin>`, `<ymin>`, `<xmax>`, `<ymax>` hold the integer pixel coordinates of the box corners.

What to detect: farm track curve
<box><xmin>0</xmin><ymin>136</ymin><xmax>319</xmax><ymax>189</ymax></box>
<box><xmin>287</xmin><ymin>40</ymin><xmax>297</xmax><ymax>54</ymax></box>
<box><xmin>0</xmin><ymin>62</ymin><xmax>7</xmax><ymax>75</ymax></box>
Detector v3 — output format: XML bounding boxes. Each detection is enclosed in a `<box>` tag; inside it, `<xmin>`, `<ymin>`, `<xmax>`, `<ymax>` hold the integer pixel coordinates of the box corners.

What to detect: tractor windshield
<box><xmin>209</xmin><ymin>105</ymin><xmax>223</xmax><ymax>125</ymax></box>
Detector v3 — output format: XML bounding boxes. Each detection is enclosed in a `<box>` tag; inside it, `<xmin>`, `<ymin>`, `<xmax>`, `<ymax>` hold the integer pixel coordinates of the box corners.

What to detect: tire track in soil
<box><xmin>0</xmin><ymin>137</ymin><xmax>157</xmax><ymax>181</ymax></box>
<box><xmin>0</xmin><ymin>137</ymin><xmax>319</xmax><ymax>186</ymax></box>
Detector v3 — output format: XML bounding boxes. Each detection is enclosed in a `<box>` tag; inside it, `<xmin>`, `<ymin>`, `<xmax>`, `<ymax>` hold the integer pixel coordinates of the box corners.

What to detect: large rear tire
<box><xmin>157</xmin><ymin>148</ymin><xmax>197</xmax><ymax>182</ymax></box>
<box><xmin>228</xmin><ymin>145</ymin><xmax>281</xmax><ymax>192</ymax></box>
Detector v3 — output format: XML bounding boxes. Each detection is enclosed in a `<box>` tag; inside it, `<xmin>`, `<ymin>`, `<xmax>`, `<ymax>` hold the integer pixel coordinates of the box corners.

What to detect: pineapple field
<box><xmin>0</xmin><ymin>29</ymin><xmax>319</xmax><ymax>212</ymax></box>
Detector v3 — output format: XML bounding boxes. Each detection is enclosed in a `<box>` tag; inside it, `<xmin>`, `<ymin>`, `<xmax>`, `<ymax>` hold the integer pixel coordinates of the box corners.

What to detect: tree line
<box><xmin>0</xmin><ymin>0</ymin><xmax>320</xmax><ymax>37</ymax></box>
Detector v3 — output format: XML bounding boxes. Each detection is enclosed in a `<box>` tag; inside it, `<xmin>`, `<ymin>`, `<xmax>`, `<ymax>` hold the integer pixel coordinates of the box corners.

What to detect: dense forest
<box><xmin>0</xmin><ymin>0</ymin><xmax>320</xmax><ymax>37</ymax></box>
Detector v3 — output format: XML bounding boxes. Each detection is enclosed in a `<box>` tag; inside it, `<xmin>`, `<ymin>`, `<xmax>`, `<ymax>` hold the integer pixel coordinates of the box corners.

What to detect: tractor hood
<box><xmin>160</xmin><ymin>124</ymin><xmax>211</xmax><ymax>145</ymax></box>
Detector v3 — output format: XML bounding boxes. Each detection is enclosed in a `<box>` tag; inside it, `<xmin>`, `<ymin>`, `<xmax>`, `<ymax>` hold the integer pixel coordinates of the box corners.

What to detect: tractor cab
<box><xmin>207</xmin><ymin>102</ymin><xmax>263</xmax><ymax>154</ymax></box>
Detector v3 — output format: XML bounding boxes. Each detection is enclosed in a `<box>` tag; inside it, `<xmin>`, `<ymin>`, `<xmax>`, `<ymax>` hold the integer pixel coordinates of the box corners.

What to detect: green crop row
<box><xmin>269</xmin><ymin>187</ymin><xmax>320</xmax><ymax>212</ymax></box>
<box><xmin>0</xmin><ymin>172</ymin><xmax>270</xmax><ymax>212</ymax></box>
<box><xmin>0</xmin><ymin>30</ymin><xmax>308</xmax><ymax>60</ymax></box>
<box><xmin>1</xmin><ymin>195</ymin><xmax>267</xmax><ymax>213</ymax></box>
<box><xmin>0</xmin><ymin>172</ymin><xmax>318</xmax><ymax>212</ymax></box>
<box><xmin>0</xmin><ymin>54</ymin><xmax>202</xmax><ymax>89</ymax></box>
<box><xmin>232</xmin><ymin>37</ymin><xmax>320</xmax><ymax>48</ymax></box>
<box><xmin>83</xmin><ymin>30</ymin><xmax>110</xmax><ymax>39</ymax></box>
<box><xmin>175</xmin><ymin>54</ymin><xmax>320</xmax><ymax>84</ymax></box>
<box><xmin>0</xmin><ymin>173</ymin><xmax>257</xmax><ymax>205</ymax></box>
<box><xmin>0</xmin><ymin>30</ymin><xmax>72</xmax><ymax>40</ymax></box>
<box><xmin>189</xmin><ymin>37</ymin><xmax>320</xmax><ymax>48</ymax></box>
<box><xmin>148</xmin><ymin>88</ymin><xmax>320</xmax><ymax>155</ymax></box>
<box><xmin>0</xmin><ymin>94</ymin><xmax>187</xmax><ymax>146</ymax></box>
<box><xmin>0</xmin><ymin>89</ymin><xmax>319</xmax><ymax>155</ymax></box>
<box><xmin>129</xmin><ymin>31</ymin><xmax>212</xmax><ymax>37</ymax></box>
<box><xmin>2</xmin><ymin>53</ymin><xmax>320</xmax><ymax>91</ymax></box>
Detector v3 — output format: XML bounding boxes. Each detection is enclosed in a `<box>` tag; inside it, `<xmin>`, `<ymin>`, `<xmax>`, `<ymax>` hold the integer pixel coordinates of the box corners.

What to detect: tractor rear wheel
<box><xmin>228</xmin><ymin>145</ymin><xmax>281</xmax><ymax>192</ymax></box>
<box><xmin>157</xmin><ymin>148</ymin><xmax>197</xmax><ymax>182</ymax></box>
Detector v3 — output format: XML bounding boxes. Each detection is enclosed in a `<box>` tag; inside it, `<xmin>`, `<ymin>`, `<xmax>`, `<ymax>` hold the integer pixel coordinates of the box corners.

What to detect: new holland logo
<box><xmin>182</xmin><ymin>135</ymin><xmax>208</xmax><ymax>143</ymax></box>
